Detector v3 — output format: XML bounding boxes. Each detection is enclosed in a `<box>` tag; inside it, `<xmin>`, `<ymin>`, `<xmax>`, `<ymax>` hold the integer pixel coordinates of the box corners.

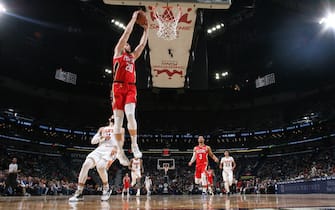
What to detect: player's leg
<box><xmin>194</xmin><ymin>165</ymin><xmax>201</xmax><ymax>185</ymax></box>
<box><xmin>146</xmin><ymin>184</ymin><xmax>150</xmax><ymax>196</ymax></box>
<box><xmin>131</xmin><ymin>172</ymin><xmax>137</xmax><ymax>187</ymax></box>
<box><xmin>228</xmin><ymin>170</ymin><xmax>234</xmax><ymax>189</ymax></box>
<box><xmin>208</xmin><ymin>180</ymin><xmax>214</xmax><ymax>196</ymax></box>
<box><xmin>112</xmin><ymin>87</ymin><xmax>129</xmax><ymax>166</ymax></box>
<box><xmin>124</xmin><ymin>102</ymin><xmax>142</xmax><ymax>158</ymax></box>
<box><xmin>113</xmin><ymin>109</ymin><xmax>130</xmax><ymax>166</ymax></box>
<box><xmin>136</xmin><ymin>176</ymin><xmax>141</xmax><ymax>196</ymax></box>
<box><xmin>96</xmin><ymin>159</ymin><xmax>111</xmax><ymax>201</ymax></box>
<box><xmin>69</xmin><ymin>158</ymin><xmax>95</xmax><ymax>201</ymax></box>
<box><xmin>222</xmin><ymin>170</ymin><xmax>230</xmax><ymax>194</ymax></box>
<box><xmin>125</xmin><ymin>86</ymin><xmax>141</xmax><ymax>158</ymax></box>
<box><xmin>201</xmin><ymin>172</ymin><xmax>208</xmax><ymax>194</ymax></box>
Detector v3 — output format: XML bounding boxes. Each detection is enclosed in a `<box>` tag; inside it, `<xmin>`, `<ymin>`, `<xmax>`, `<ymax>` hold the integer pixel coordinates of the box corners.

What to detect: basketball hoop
<box><xmin>153</xmin><ymin>5</ymin><xmax>182</xmax><ymax>40</ymax></box>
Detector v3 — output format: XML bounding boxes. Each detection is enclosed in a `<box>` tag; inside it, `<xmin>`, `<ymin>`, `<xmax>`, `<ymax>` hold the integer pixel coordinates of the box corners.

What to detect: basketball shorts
<box><xmin>222</xmin><ymin>169</ymin><xmax>233</xmax><ymax>185</ymax></box>
<box><xmin>87</xmin><ymin>143</ymin><xmax>117</xmax><ymax>168</ymax></box>
<box><xmin>131</xmin><ymin>170</ymin><xmax>141</xmax><ymax>180</ymax></box>
<box><xmin>112</xmin><ymin>83</ymin><xmax>137</xmax><ymax>110</ymax></box>
<box><xmin>124</xmin><ymin>182</ymin><xmax>130</xmax><ymax>189</ymax></box>
<box><xmin>195</xmin><ymin>164</ymin><xmax>207</xmax><ymax>179</ymax></box>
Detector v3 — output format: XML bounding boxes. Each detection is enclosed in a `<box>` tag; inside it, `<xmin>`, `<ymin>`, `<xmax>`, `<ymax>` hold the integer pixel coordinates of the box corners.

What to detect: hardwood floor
<box><xmin>0</xmin><ymin>194</ymin><xmax>334</xmax><ymax>209</ymax></box>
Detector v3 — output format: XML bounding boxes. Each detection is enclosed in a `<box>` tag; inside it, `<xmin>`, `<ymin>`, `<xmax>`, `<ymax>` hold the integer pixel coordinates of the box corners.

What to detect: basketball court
<box><xmin>1</xmin><ymin>194</ymin><xmax>335</xmax><ymax>209</ymax></box>
<box><xmin>1</xmin><ymin>1</ymin><xmax>334</xmax><ymax>210</ymax></box>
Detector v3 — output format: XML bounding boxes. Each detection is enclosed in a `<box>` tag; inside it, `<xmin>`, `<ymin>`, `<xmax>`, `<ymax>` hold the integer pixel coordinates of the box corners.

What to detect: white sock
<box><xmin>103</xmin><ymin>184</ymin><xmax>109</xmax><ymax>191</ymax></box>
<box><xmin>78</xmin><ymin>185</ymin><xmax>84</xmax><ymax>193</ymax></box>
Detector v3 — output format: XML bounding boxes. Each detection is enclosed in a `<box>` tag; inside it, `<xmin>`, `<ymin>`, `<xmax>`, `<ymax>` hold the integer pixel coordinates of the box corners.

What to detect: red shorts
<box><xmin>207</xmin><ymin>177</ymin><xmax>213</xmax><ymax>185</ymax></box>
<box><xmin>112</xmin><ymin>83</ymin><xmax>137</xmax><ymax>110</ymax></box>
<box><xmin>195</xmin><ymin>164</ymin><xmax>207</xmax><ymax>179</ymax></box>
<box><xmin>124</xmin><ymin>182</ymin><xmax>130</xmax><ymax>189</ymax></box>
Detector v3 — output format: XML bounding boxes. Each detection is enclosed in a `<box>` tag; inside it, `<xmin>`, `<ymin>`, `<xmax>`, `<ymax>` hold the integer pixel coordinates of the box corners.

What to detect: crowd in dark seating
<box><xmin>0</xmin><ymin>141</ymin><xmax>334</xmax><ymax>196</ymax></box>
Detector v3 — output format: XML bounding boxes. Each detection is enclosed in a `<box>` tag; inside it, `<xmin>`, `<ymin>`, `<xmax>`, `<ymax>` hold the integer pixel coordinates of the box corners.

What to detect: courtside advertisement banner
<box><xmin>146</xmin><ymin>3</ymin><xmax>196</xmax><ymax>88</ymax></box>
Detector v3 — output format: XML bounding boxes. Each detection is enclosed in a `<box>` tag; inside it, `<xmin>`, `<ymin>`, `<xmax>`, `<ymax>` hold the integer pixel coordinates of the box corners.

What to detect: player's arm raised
<box><xmin>91</xmin><ymin>127</ymin><xmax>104</xmax><ymax>144</ymax></box>
<box><xmin>114</xmin><ymin>11</ymin><xmax>139</xmax><ymax>56</ymax></box>
<box><xmin>188</xmin><ymin>148</ymin><xmax>196</xmax><ymax>166</ymax></box>
<box><xmin>133</xmin><ymin>21</ymin><xmax>148</xmax><ymax>60</ymax></box>
<box><xmin>208</xmin><ymin>146</ymin><xmax>219</xmax><ymax>163</ymax></box>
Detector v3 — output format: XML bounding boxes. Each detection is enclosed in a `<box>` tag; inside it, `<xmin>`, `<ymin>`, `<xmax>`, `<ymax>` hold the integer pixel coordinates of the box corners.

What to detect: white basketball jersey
<box><xmin>221</xmin><ymin>156</ymin><xmax>234</xmax><ymax>170</ymax></box>
<box><xmin>100</xmin><ymin>126</ymin><xmax>116</xmax><ymax>146</ymax></box>
<box><xmin>145</xmin><ymin>177</ymin><xmax>152</xmax><ymax>186</ymax></box>
<box><xmin>132</xmin><ymin>159</ymin><xmax>141</xmax><ymax>171</ymax></box>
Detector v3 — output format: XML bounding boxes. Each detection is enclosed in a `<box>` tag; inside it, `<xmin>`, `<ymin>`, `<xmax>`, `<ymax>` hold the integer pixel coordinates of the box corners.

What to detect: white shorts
<box><xmin>222</xmin><ymin>169</ymin><xmax>233</xmax><ymax>185</ymax></box>
<box><xmin>87</xmin><ymin>143</ymin><xmax>117</xmax><ymax>166</ymax></box>
<box><xmin>131</xmin><ymin>170</ymin><xmax>141</xmax><ymax>180</ymax></box>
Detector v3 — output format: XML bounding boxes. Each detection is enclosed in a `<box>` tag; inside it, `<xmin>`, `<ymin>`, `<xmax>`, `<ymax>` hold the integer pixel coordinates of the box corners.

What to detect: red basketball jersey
<box><xmin>113</xmin><ymin>52</ymin><xmax>136</xmax><ymax>83</ymax></box>
<box><xmin>195</xmin><ymin>145</ymin><xmax>208</xmax><ymax>165</ymax></box>
<box><xmin>123</xmin><ymin>176</ymin><xmax>130</xmax><ymax>185</ymax></box>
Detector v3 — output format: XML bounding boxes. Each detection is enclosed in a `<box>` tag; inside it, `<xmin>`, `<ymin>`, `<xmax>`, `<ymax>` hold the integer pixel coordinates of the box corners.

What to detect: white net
<box><xmin>163</xmin><ymin>163</ymin><xmax>169</xmax><ymax>176</ymax></box>
<box><xmin>153</xmin><ymin>6</ymin><xmax>181</xmax><ymax>40</ymax></box>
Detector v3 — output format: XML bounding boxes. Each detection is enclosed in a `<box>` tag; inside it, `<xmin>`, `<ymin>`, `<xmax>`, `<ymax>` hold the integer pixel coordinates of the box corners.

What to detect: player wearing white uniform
<box><xmin>144</xmin><ymin>175</ymin><xmax>152</xmax><ymax>196</ymax></box>
<box><xmin>129</xmin><ymin>157</ymin><xmax>143</xmax><ymax>196</ymax></box>
<box><xmin>219</xmin><ymin>150</ymin><xmax>236</xmax><ymax>195</ymax></box>
<box><xmin>69</xmin><ymin>117</ymin><xmax>121</xmax><ymax>202</ymax></box>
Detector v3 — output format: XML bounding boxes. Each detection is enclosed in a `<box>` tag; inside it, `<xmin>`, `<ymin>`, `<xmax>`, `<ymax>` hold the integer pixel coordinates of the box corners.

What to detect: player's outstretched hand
<box><xmin>188</xmin><ymin>162</ymin><xmax>192</xmax><ymax>166</ymax></box>
<box><xmin>214</xmin><ymin>157</ymin><xmax>219</xmax><ymax>163</ymax></box>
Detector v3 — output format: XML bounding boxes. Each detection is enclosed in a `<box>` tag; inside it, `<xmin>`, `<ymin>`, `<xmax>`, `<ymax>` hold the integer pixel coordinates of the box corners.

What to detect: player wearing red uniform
<box><xmin>112</xmin><ymin>10</ymin><xmax>149</xmax><ymax>160</ymax></box>
<box><xmin>122</xmin><ymin>173</ymin><xmax>130</xmax><ymax>198</ymax></box>
<box><xmin>188</xmin><ymin>136</ymin><xmax>219</xmax><ymax>195</ymax></box>
<box><xmin>206</xmin><ymin>166</ymin><xmax>215</xmax><ymax>196</ymax></box>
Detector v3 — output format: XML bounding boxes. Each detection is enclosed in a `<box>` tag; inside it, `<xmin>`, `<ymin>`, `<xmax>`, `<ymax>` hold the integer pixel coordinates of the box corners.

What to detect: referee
<box><xmin>6</xmin><ymin>157</ymin><xmax>19</xmax><ymax>195</ymax></box>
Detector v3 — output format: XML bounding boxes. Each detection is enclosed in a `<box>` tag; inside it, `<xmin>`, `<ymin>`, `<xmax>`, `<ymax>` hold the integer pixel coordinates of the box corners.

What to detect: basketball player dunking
<box><xmin>219</xmin><ymin>150</ymin><xmax>236</xmax><ymax>195</ymax></box>
<box><xmin>69</xmin><ymin>117</ymin><xmax>120</xmax><ymax>202</ymax></box>
<box><xmin>129</xmin><ymin>157</ymin><xmax>144</xmax><ymax>196</ymax></box>
<box><xmin>112</xmin><ymin>10</ymin><xmax>149</xmax><ymax>159</ymax></box>
<box><xmin>188</xmin><ymin>136</ymin><xmax>219</xmax><ymax>195</ymax></box>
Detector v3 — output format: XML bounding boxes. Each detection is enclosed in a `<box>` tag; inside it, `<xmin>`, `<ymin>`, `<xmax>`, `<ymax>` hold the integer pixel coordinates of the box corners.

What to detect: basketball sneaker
<box><xmin>117</xmin><ymin>150</ymin><xmax>130</xmax><ymax>166</ymax></box>
<box><xmin>131</xmin><ymin>144</ymin><xmax>142</xmax><ymax>158</ymax></box>
<box><xmin>101</xmin><ymin>188</ymin><xmax>112</xmax><ymax>201</ymax></box>
<box><xmin>69</xmin><ymin>190</ymin><xmax>84</xmax><ymax>202</ymax></box>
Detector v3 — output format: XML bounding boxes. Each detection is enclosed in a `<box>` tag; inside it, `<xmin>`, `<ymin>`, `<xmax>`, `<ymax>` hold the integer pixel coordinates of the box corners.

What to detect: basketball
<box><xmin>136</xmin><ymin>10</ymin><xmax>147</xmax><ymax>26</ymax></box>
